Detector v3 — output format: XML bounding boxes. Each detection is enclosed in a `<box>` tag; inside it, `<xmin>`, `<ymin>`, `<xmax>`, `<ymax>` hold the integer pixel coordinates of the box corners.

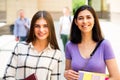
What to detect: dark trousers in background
<box><xmin>61</xmin><ymin>34</ymin><xmax>69</xmax><ymax>51</ymax></box>
<box><xmin>19</xmin><ymin>36</ymin><xmax>27</xmax><ymax>41</ymax></box>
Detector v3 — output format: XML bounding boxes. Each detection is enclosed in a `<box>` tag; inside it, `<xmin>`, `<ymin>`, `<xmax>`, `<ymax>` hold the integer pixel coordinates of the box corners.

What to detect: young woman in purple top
<box><xmin>64</xmin><ymin>5</ymin><xmax>120</xmax><ymax>80</ymax></box>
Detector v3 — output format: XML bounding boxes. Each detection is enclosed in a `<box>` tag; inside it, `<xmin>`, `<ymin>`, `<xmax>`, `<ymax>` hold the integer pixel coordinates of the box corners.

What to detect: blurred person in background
<box><xmin>13</xmin><ymin>9</ymin><xmax>30</xmax><ymax>41</ymax></box>
<box><xmin>59</xmin><ymin>6</ymin><xmax>73</xmax><ymax>51</ymax></box>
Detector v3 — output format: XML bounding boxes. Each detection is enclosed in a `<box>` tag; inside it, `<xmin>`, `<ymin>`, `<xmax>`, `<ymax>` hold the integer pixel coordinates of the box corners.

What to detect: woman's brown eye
<box><xmin>87</xmin><ymin>16</ymin><xmax>91</xmax><ymax>19</ymax></box>
<box><xmin>34</xmin><ymin>25</ymin><xmax>40</xmax><ymax>28</ymax></box>
<box><xmin>44</xmin><ymin>25</ymin><xmax>48</xmax><ymax>27</ymax></box>
<box><xmin>77</xmin><ymin>17</ymin><xmax>83</xmax><ymax>20</ymax></box>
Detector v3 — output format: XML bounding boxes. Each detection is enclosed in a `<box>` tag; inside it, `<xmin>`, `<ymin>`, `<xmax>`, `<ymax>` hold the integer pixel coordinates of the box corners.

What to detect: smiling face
<box><xmin>75</xmin><ymin>9</ymin><xmax>94</xmax><ymax>33</ymax></box>
<box><xmin>34</xmin><ymin>18</ymin><xmax>49</xmax><ymax>41</ymax></box>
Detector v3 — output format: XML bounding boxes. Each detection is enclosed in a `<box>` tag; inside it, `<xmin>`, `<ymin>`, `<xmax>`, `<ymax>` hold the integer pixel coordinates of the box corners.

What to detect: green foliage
<box><xmin>88</xmin><ymin>0</ymin><xmax>92</xmax><ymax>6</ymax></box>
<box><xmin>72</xmin><ymin>0</ymin><xmax>86</xmax><ymax>15</ymax></box>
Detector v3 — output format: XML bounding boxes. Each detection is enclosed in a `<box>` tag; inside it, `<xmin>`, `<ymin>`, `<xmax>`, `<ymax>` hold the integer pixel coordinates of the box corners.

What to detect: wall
<box><xmin>6</xmin><ymin>0</ymin><xmax>38</xmax><ymax>24</ymax></box>
<box><xmin>92</xmin><ymin>0</ymin><xmax>101</xmax><ymax>11</ymax></box>
<box><xmin>0</xmin><ymin>0</ymin><xmax>6</xmax><ymax>22</ymax></box>
<box><xmin>5</xmin><ymin>0</ymin><xmax>72</xmax><ymax>24</ymax></box>
<box><xmin>38</xmin><ymin>0</ymin><xmax>72</xmax><ymax>12</ymax></box>
<box><xmin>4</xmin><ymin>0</ymin><xmax>120</xmax><ymax>24</ymax></box>
<box><xmin>0</xmin><ymin>0</ymin><xmax>6</xmax><ymax>11</ymax></box>
<box><xmin>38</xmin><ymin>0</ymin><xmax>72</xmax><ymax>21</ymax></box>
<box><xmin>107</xmin><ymin>0</ymin><xmax>120</xmax><ymax>23</ymax></box>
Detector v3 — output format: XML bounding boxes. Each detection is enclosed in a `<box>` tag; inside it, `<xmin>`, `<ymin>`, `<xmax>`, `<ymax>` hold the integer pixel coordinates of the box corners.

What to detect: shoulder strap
<box><xmin>69</xmin><ymin>16</ymin><xmax>71</xmax><ymax>22</ymax></box>
<box><xmin>81</xmin><ymin>39</ymin><xmax>104</xmax><ymax>70</ymax></box>
<box><xmin>24</xmin><ymin>18</ymin><xmax>27</xmax><ymax>22</ymax></box>
<box><xmin>90</xmin><ymin>39</ymin><xmax>104</xmax><ymax>56</ymax></box>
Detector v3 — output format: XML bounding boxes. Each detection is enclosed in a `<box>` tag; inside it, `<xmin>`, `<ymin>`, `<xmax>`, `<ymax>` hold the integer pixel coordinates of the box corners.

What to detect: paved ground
<box><xmin>0</xmin><ymin>20</ymin><xmax>120</xmax><ymax>79</ymax></box>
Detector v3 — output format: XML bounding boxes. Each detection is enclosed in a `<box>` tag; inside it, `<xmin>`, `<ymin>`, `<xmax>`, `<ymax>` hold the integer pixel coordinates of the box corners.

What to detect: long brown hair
<box><xmin>26</xmin><ymin>11</ymin><xmax>60</xmax><ymax>50</ymax></box>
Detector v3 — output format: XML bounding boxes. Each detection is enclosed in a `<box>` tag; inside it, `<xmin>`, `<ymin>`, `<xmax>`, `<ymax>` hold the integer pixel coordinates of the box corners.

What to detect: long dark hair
<box><xmin>70</xmin><ymin>5</ymin><xmax>104</xmax><ymax>44</ymax></box>
<box><xmin>26</xmin><ymin>11</ymin><xmax>60</xmax><ymax>50</ymax></box>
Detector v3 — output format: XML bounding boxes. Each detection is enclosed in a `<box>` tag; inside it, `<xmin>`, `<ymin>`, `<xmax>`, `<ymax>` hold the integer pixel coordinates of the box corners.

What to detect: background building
<box><xmin>0</xmin><ymin>0</ymin><xmax>120</xmax><ymax>24</ymax></box>
<box><xmin>0</xmin><ymin>0</ymin><xmax>72</xmax><ymax>24</ymax></box>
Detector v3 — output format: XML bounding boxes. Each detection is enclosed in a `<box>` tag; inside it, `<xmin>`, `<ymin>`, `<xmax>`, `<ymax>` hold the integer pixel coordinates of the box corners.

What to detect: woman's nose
<box><xmin>83</xmin><ymin>18</ymin><xmax>87</xmax><ymax>23</ymax></box>
<box><xmin>39</xmin><ymin>27</ymin><xmax>44</xmax><ymax>31</ymax></box>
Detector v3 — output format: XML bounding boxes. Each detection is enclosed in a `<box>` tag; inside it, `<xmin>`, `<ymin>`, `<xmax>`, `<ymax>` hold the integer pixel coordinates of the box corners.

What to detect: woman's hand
<box><xmin>64</xmin><ymin>69</ymin><xmax>79</xmax><ymax>80</ymax></box>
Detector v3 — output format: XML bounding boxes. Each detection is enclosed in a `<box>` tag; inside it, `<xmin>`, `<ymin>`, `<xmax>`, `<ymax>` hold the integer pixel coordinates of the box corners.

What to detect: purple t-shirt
<box><xmin>65</xmin><ymin>39</ymin><xmax>115</xmax><ymax>73</ymax></box>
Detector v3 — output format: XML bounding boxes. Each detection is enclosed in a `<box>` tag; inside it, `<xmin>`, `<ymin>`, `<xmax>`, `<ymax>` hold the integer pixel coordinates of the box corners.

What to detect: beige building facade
<box><xmin>0</xmin><ymin>0</ymin><xmax>72</xmax><ymax>24</ymax></box>
<box><xmin>0</xmin><ymin>0</ymin><xmax>120</xmax><ymax>24</ymax></box>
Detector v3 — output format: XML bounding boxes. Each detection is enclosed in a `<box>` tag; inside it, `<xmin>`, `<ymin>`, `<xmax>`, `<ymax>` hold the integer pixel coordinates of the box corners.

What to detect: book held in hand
<box><xmin>24</xmin><ymin>73</ymin><xmax>38</xmax><ymax>80</ymax></box>
<box><xmin>78</xmin><ymin>71</ymin><xmax>109</xmax><ymax>80</ymax></box>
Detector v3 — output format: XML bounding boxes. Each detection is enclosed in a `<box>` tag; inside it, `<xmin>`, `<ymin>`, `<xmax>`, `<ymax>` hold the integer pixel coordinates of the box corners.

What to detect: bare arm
<box><xmin>106</xmin><ymin>59</ymin><xmax>120</xmax><ymax>80</ymax></box>
<box><xmin>64</xmin><ymin>59</ymin><xmax>79</xmax><ymax>80</ymax></box>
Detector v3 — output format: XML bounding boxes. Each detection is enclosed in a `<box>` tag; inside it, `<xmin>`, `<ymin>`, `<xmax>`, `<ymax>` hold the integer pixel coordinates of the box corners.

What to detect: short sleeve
<box><xmin>103</xmin><ymin>40</ymin><xmax>115</xmax><ymax>60</ymax></box>
<box><xmin>65</xmin><ymin>41</ymin><xmax>72</xmax><ymax>60</ymax></box>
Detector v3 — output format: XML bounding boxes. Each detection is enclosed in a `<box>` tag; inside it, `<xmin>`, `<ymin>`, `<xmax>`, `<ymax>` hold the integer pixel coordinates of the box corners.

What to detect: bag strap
<box><xmin>69</xmin><ymin>16</ymin><xmax>71</xmax><ymax>22</ymax></box>
<box><xmin>81</xmin><ymin>39</ymin><xmax>104</xmax><ymax>70</ymax></box>
<box><xmin>90</xmin><ymin>39</ymin><xmax>104</xmax><ymax>56</ymax></box>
